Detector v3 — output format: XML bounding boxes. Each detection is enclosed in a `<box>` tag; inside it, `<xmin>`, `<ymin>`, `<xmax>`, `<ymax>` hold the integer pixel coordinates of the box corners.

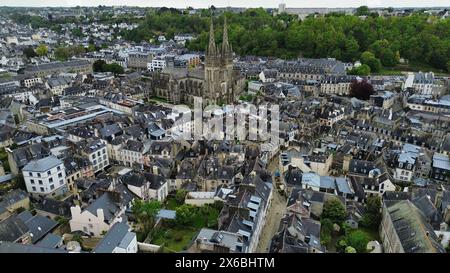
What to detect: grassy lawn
<box><xmin>150</xmin><ymin>197</ymin><xmax>222</xmax><ymax>252</ymax></box>
<box><xmin>151</xmin><ymin>226</ymin><xmax>198</xmax><ymax>253</ymax></box>
<box><xmin>354</xmin><ymin>227</ymin><xmax>380</xmax><ymax>242</ymax></box>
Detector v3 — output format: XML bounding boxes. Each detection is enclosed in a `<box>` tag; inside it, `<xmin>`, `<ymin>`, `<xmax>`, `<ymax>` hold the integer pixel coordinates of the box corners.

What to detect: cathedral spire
<box><xmin>222</xmin><ymin>16</ymin><xmax>232</xmax><ymax>63</ymax></box>
<box><xmin>207</xmin><ymin>16</ymin><xmax>217</xmax><ymax>57</ymax></box>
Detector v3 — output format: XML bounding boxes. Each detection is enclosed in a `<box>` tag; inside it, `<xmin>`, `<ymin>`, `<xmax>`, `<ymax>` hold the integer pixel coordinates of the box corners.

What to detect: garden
<box><xmin>132</xmin><ymin>190</ymin><xmax>223</xmax><ymax>252</ymax></box>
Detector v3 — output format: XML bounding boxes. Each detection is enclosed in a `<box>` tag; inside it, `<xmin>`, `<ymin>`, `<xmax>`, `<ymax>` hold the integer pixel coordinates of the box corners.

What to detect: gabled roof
<box><xmin>17</xmin><ymin>211</ymin><xmax>58</xmax><ymax>243</ymax></box>
<box><xmin>85</xmin><ymin>193</ymin><xmax>121</xmax><ymax>223</ymax></box>
<box><xmin>93</xmin><ymin>222</ymin><xmax>135</xmax><ymax>253</ymax></box>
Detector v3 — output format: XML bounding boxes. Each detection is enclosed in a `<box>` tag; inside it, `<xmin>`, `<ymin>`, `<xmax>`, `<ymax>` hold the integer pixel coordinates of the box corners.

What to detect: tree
<box><xmin>103</xmin><ymin>63</ymin><xmax>124</xmax><ymax>75</ymax></box>
<box><xmin>447</xmin><ymin>60</ymin><xmax>450</xmax><ymax>72</ymax></box>
<box><xmin>320</xmin><ymin>218</ymin><xmax>333</xmax><ymax>246</ymax></box>
<box><xmin>175</xmin><ymin>204</ymin><xmax>197</xmax><ymax>226</ymax></box>
<box><xmin>322</xmin><ymin>198</ymin><xmax>346</xmax><ymax>225</ymax></box>
<box><xmin>13</xmin><ymin>173</ymin><xmax>26</xmax><ymax>190</ymax></box>
<box><xmin>349</xmin><ymin>79</ymin><xmax>375</xmax><ymax>100</ymax></box>
<box><xmin>348</xmin><ymin>64</ymin><xmax>371</xmax><ymax>76</ymax></box>
<box><xmin>175</xmin><ymin>189</ymin><xmax>188</xmax><ymax>204</ymax></box>
<box><xmin>360</xmin><ymin>51</ymin><xmax>381</xmax><ymax>73</ymax></box>
<box><xmin>23</xmin><ymin>46</ymin><xmax>37</xmax><ymax>59</ymax></box>
<box><xmin>35</xmin><ymin>44</ymin><xmax>48</xmax><ymax>56</ymax></box>
<box><xmin>131</xmin><ymin>199</ymin><xmax>161</xmax><ymax>234</ymax></box>
<box><xmin>355</xmin><ymin>6</ymin><xmax>370</xmax><ymax>16</ymax></box>
<box><xmin>54</xmin><ymin>47</ymin><xmax>71</xmax><ymax>61</ymax></box>
<box><xmin>71</xmin><ymin>28</ymin><xmax>83</xmax><ymax>37</ymax></box>
<box><xmin>93</xmin><ymin>59</ymin><xmax>107</xmax><ymax>72</ymax></box>
<box><xmin>360</xmin><ymin>196</ymin><xmax>382</xmax><ymax>230</ymax></box>
<box><xmin>346</xmin><ymin>230</ymin><xmax>370</xmax><ymax>253</ymax></box>
<box><xmin>369</xmin><ymin>40</ymin><xmax>398</xmax><ymax>67</ymax></box>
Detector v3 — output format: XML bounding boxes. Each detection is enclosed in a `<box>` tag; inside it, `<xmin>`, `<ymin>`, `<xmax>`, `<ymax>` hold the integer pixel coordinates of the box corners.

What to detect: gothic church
<box><xmin>150</xmin><ymin>17</ymin><xmax>245</xmax><ymax>106</ymax></box>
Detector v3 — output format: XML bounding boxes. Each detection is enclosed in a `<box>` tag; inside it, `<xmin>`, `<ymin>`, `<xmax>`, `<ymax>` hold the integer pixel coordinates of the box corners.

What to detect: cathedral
<box><xmin>150</xmin><ymin>17</ymin><xmax>245</xmax><ymax>106</ymax></box>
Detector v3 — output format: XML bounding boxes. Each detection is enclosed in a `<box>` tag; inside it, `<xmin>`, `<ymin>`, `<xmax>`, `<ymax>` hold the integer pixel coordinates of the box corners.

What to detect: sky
<box><xmin>1</xmin><ymin>0</ymin><xmax>450</xmax><ymax>8</ymax></box>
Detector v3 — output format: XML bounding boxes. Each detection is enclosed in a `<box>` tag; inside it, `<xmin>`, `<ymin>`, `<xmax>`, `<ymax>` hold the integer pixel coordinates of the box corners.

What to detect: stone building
<box><xmin>149</xmin><ymin>17</ymin><xmax>245</xmax><ymax>106</ymax></box>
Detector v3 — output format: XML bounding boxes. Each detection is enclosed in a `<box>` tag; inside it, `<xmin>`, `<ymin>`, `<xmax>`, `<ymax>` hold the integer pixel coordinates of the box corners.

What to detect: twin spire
<box><xmin>206</xmin><ymin>16</ymin><xmax>233</xmax><ymax>62</ymax></box>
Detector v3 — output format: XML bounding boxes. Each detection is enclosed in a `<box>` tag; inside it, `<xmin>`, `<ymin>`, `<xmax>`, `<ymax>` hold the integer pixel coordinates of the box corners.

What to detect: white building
<box><xmin>22</xmin><ymin>156</ymin><xmax>67</xmax><ymax>197</ymax></box>
<box><xmin>82</xmin><ymin>140</ymin><xmax>110</xmax><ymax>173</ymax></box>
<box><xmin>147</xmin><ymin>58</ymin><xmax>166</xmax><ymax>71</ymax></box>
<box><xmin>69</xmin><ymin>192</ymin><xmax>126</xmax><ymax>236</ymax></box>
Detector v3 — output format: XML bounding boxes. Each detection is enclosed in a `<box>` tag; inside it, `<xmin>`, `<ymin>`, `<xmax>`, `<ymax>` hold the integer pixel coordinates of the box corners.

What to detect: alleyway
<box><xmin>256</xmin><ymin>153</ymin><xmax>287</xmax><ymax>253</ymax></box>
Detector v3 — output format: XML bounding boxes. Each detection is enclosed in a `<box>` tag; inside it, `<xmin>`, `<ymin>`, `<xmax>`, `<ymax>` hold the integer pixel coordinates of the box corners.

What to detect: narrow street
<box><xmin>256</xmin><ymin>152</ymin><xmax>287</xmax><ymax>253</ymax></box>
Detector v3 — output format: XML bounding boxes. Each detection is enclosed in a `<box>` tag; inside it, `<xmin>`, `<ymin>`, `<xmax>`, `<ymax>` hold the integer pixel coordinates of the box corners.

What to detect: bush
<box><xmin>346</xmin><ymin>230</ymin><xmax>370</xmax><ymax>253</ymax></box>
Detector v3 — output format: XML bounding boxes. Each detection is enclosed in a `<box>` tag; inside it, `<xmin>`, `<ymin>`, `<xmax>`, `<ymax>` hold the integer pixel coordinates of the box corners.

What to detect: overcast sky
<box><xmin>2</xmin><ymin>1</ymin><xmax>450</xmax><ymax>8</ymax></box>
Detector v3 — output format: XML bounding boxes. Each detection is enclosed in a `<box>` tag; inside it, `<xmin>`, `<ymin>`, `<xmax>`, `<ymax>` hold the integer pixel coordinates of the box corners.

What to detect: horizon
<box><xmin>1</xmin><ymin>0</ymin><xmax>449</xmax><ymax>9</ymax></box>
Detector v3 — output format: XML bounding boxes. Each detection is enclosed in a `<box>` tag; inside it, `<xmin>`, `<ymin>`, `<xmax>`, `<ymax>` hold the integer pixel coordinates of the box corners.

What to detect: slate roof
<box><xmin>22</xmin><ymin>156</ymin><xmax>62</xmax><ymax>173</ymax></box>
<box><xmin>0</xmin><ymin>215</ymin><xmax>29</xmax><ymax>242</ymax></box>
<box><xmin>0</xmin><ymin>241</ymin><xmax>66</xmax><ymax>253</ymax></box>
<box><xmin>93</xmin><ymin>222</ymin><xmax>135</xmax><ymax>253</ymax></box>
<box><xmin>0</xmin><ymin>189</ymin><xmax>28</xmax><ymax>208</ymax></box>
<box><xmin>85</xmin><ymin>193</ymin><xmax>121</xmax><ymax>224</ymax></box>
<box><xmin>385</xmin><ymin>200</ymin><xmax>445</xmax><ymax>253</ymax></box>
<box><xmin>17</xmin><ymin>211</ymin><xmax>58</xmax><ymax>243</ymax></box>
<box><xmin>35</xmin><ymin>233</ymin><xmax>62</xmax><ymax>248</ymax></box>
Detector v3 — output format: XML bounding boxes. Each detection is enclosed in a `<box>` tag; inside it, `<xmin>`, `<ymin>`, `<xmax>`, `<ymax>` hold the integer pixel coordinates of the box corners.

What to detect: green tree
<box><xmin>23</xmin><ymin>46</ymin><xmax>37</xmax><ymax>59</ymax></box>
<box><xmin>348</xmin><ymin>64</ymin><xmax>371</xmax><ymax>76</ymax></box>
<box><xmin>54</xmin><ymin>47</ymin><xmax>71</xmax><ymax>61</ymax></box>
<box><xmin>360</xmin><ymin>196</ymin><xmax>382</xmax><ymax>230</ymax></box>
<box><xmin>355</xmin><ymin>6</ymin><xmax>370</xmax><ymax>16</ymax></box>
<box><xmin>102</xmin><ymin>63</ymin><xmax>124</xmax><ymax>75</ymax></box>
<box><xmin>447</xmin><ymin>60</ymin><xmax>450</xmax><ymax>72</ymax></box>
<box><xmin>13</xmin><ymin>173</ymin><xmax>26</xmax><ymax>190</ymax></box>
<box><xmin>360</xmin><ymin>51</ymin><xmax>381</xmax><ymax>73</ymax></box>
<box><xmin>346</xmin><ymin>230</ymin><xmax>370</xmax><ymax>253</ymax></box>
<box><xmin>322</xmin><ymin>198</ymin><xmax>347</xmax><ymax>225</ymax></box>
<box><xmin>131</xmin><ymin>199</ymin><xmax>161</xmax><ymax>234</ymax></box>
<box><xmin>320</xmin><ymin>218</ymin><xmax>333</xmax><ymax>246</ymax></box>
<box><xmin>175</xmin><ymin>204</ymin><xmax>197</xmax><ymax>226</ymax></box>
<box><xmin>35</xmin><ymin>44</ymin><xmax>48</xmax><ymax>56</ymax></box>
<box><xmin>175</xmin><ymin>189</ymin><xmax>188</xmax><ymax>204</ymax></box>
<box><xmin>71</xmin><ymin>28</ymin><xmax>83</xmax><ymax>37</ymax></box>
<box><xmin>93</xmin><ymin>59</ymin><xmax>106</xmax><ymax>72</ymax></box>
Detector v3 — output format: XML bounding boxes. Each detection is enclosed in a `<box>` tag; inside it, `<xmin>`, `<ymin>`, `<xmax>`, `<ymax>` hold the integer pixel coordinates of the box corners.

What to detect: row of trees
<box><xmin>92</xmin><ymin>59</ymin><xmax>125</xmax><ymax>75</ymax></box>
<box><xmin>22</xmin><ymin>44</ymin><xmax>48</xmax><ymax>59</ymax></box>
<box><xmin>120</xmin><ymin>8</ymin><xmax>449</xmax><ymax>72</ymax></box>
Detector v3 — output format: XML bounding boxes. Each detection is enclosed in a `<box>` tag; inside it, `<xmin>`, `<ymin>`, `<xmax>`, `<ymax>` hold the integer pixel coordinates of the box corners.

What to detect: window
<box><xmin>37</xmin><ymin>173</ymin><xmax>41</xmax><ymax>177</ymax></box>
<box><xmin>58</xmin><ymin>173</ymin><xmax>62</xmax><ymax>178</ymax></box>
<box><xmin>49</xmin><ymin>178</ymin><xmax>53</xmax><ymax>183</ymax></box>
<box><xmin>32</xmin><ymin>186</ymin><xmax>36</xmax><ymax>191</ymax></box>
<box><xmin>38</xmin><ymin>180</ymin><xmax>43</xmax><ymax>185</ymax></box>
<box><xmin>40</xmin><ymin>187</ymin><xmax>44</xmax><ymax>192</ymax></box>
<box><xmin>60</xmin><ymin>180</ymin><xmax>64</xmax><ymax>185</ymax></box>
<box><xmin>29</xmin><ymin>172</ymin><xmax>32</xmax><ymax>177</ymax></box>
<box><xmin>30</xmin><ymin>179</ymin><xmax>35</xmax><ymax>184</ymax></box>
<box><xmin>47</xmin><ymin>170</ymin><xmax>51</xmax><ymax>175</ymax></box>
<box><xmin>57</xmin><ymin>166</ymin><xmax>61</xmax><ymax>171</ymax></box>
<box><xmin>50</xmin><ymin>184</ymin><xmax>55</xmax><ymax>190</ymax></box>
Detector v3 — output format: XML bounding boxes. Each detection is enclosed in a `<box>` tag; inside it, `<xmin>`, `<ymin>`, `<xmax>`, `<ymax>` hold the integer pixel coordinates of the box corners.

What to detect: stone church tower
<box><xmin>205</xmin><ymin>16</ymin><xmax>236</xmax><ymax>105</ymax></box>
